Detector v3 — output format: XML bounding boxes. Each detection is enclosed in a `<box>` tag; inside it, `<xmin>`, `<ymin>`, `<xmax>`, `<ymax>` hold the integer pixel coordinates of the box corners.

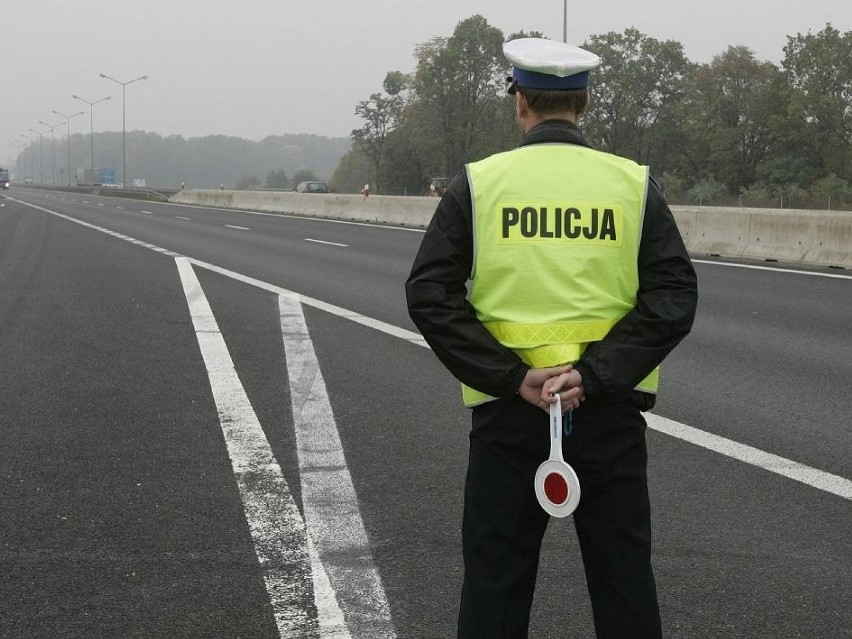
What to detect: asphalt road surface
<box><xmin>1</xmin><ymin>188</ymin><xmax>850</xmax><ymax>638</ymax></box>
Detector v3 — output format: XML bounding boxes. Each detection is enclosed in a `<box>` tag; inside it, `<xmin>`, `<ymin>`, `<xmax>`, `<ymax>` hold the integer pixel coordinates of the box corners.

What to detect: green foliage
<box><xmin>379</xmin><ymin>129</ymin><xmax>427</xmax><ymax>195</ymax></box>
<box><xmin>778</xmin><ymin>25</ymin><xmax>852</xmax><ymax>181</ymax></box>
<box><xmin>345</xmin><ymin>13</ymin><xmax>519</xmax><ymax>195</ymax></box>
<box><xmin>351</xmin><ymin>71</ymin><xmax>409</xmax><ymax>193</ymax></box>
<box><xmin>811</xmin><ymin>173</ymin><xmax>851</xmax><ymax>209</ymax></box>
<box><xmin>264</xmin><ymin>169</ymin><xmax>290</xmax><ymax>189</ymax></box>
<box><xmin>410</xmin><ymin>15</ymin><xmax>507</xmax><ymax>175</ymax></box>
<box><xmin>339</xmin><ymin>18</ymin><xmax>851</xmax><ymax>207</ymax></box>
<box><xmin>383</xmin><ymin>71</ymin><xmax>409</xmax><ymax>97</ymax></box>
<box><xmin>330</xmin><ymin>147</ymin><xmax>372</xmax><ymax>194</ymax></box>
<box><xmin>688</xmin><ymin>178</ymin><xmax>726</xmax><ymax>205</ymax></box>
<box><xmin>582</xmin><ymin>28</ymin><xmax>694</xmax><ymax>169</ymax></box>
<box><xmin>506</xmin><ymin>30</ymin><xmax>545</xmax><ymax>41</ymax></box>
<box><xmin>291</xmin><ymin>168</ymin><xmax>318</xmax><ymax>185</ymax></box>
<box><xmin>739</xmin><ymin>182</ymin><xmax>773</xmax><ymax>207</ymax></box>
<box><xmin>756</xmin><ymin>155</ymin><xmax>812</xmax><ymax>190</ymax></box>
<box><xmin>680</xmin><ymin>47</ymin><xmax>786</xmax><ymax>193</ymax></box>
<box><xmin>657</xmin><ymin>172</ymin><xmax>687</xmax><ymax>200</ymax></box>
<box><xmin>811</xmin><ymin>173</ymin><xmax>849</xmax><ymax>199</ymax></box>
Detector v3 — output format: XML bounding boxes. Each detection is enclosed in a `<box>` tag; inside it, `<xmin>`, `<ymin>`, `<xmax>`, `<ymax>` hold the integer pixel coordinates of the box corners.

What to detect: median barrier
<box><xmin>669</xmin><ymin>208</ymin><xmax>697</xmax><ymax>248</ymax></box>
<box><xmin>743</xmin><ymin>209</ymin><xmax>814</xmax><ymax>263</ymax></box>
<box><xmin>681</xmin><ymin>206</ymin><xmax>751</xmax><ymax>258</ymax></box>
<box><xmin>801</xmin><ymin>211</ymin><xmax>852</xmax><ymax>267</ymax></box>
<box><xmin>168</xmin><ymin>190</ymin><xmax>851</xmax><ymax>269</ymax></box>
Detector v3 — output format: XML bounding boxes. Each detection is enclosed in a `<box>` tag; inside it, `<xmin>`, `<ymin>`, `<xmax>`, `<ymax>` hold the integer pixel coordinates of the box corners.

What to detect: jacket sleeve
<box><xmin>574</xmin><ymin>178</ymin><xmax>698</xmax><ymax>402</ymax></box>
<box><xmin>405</xmin><ymin>173</ymin><xmax>530</xmax><ymax>398</ymax></box>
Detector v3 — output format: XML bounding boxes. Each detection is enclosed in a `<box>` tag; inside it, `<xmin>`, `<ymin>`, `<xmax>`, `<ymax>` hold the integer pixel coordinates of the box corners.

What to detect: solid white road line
<box><xmin>307</xmin><ymin>535</ymin><xmax>352</xmax><ymax>639</ymax></box>
<box><xmin>176</xmin><ymin>257</ymin><xmax>324</xmax><ymax>637</ymax></box>
<box><xmin>692</xmin><ymin>258</ymin><xmax>851</xmax><ymax>280</ymax></box>
<box><xmin>280</xmin><ymin>293</ymin><xmax>395</xmax><ymax>639</ymax></box>
<box><xmin>646</xmin><ymin>414</ymin><xmax>852</xmax><ymax>500</ymax></box>
<box><xmin>305</xmin><ymin>238</ymin><xmax>348</xmax><ymax>247</ymax></box>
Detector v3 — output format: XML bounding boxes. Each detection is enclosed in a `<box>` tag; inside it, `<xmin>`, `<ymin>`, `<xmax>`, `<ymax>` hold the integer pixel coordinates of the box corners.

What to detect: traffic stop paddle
<box><xmin>534</xmin><ymin>394</ymin><xmax>581</xmax><ymax>517</ymax></box>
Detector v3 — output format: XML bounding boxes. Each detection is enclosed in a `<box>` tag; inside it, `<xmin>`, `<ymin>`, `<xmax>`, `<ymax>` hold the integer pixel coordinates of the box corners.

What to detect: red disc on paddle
<box><xmin>544</xmin><ymin>472</ymin><xmax>569</xmax><ymax>505</ymax></box>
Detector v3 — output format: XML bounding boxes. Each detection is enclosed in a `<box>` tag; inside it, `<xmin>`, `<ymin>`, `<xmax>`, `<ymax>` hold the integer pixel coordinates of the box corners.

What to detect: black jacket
<box><xmin>405</xmin><ymin>119</ymin><xmax>698</xmax><ymax>410</ymax></box>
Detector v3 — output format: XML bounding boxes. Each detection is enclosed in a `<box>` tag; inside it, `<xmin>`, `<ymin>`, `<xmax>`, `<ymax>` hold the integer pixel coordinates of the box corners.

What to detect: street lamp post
<box><xmin>72</xmin><ymin>94</ymin><xmax>111</xmax><ymax>172</ymax></box>
<box><xmin>20</xmin><ymin>133</ymin><xmax>33</xmax><ymax>182</ymax></box>
<box><xmin>29</xmin><ymin>126</ymin><xmax>48</xmax><ymax>185</ymax></box>
<box><xmin>563</xmin><ymin>0</ymin><xmax>568</xmax><ymax>42</ymax></box>
<box><xmin>39</xmin><ymin>120</ymin><xmax>66</xmax><ymax>186</ymax></box>
<box><xmin>53</xmin><ymin>109</ymin><xmax>85</xmax><ymax>185</ymax></box>
<box><xmin>11</xmin><ymin>139</ymin><xmax>26</xmax><ymax>175</ymax></box>
<box><xmin>99</xmin><ymin>73</ymin><xmax>147</xmax><ymax>187</ymax></box>
<box><xmin>10</xmin><ymin>141</ymin><xmax>19</xmax><ymax>174</ymax></box>
<box><xmin>10</xmin><ymin>141</ymin><xmax>25</xmax><ymax>179</ymax></box>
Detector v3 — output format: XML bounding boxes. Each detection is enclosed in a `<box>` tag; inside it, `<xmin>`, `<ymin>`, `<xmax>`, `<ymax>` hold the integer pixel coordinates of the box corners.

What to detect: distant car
<box><xmin>296</xmin><ymin>181</ymin><xmax>330</xmax><ymax>193</ymax></box>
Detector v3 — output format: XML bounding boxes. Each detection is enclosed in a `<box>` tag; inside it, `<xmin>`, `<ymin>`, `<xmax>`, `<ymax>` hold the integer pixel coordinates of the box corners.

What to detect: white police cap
<box><xmin>504</xmin><ymin>38</ymin><xmax>600</xmax><ymax>90</ymax></box>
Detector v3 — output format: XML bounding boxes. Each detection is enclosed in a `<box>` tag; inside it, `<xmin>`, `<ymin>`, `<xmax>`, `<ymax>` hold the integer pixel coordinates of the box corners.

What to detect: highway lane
<box><xmin>14</xmin><ymin>188</ymin><xmax>851</xmax><ymax>476</ymax></box>
<box><xmin>659</xmin><ymin>260</ymin><xmax>852</xmax><ymax>477</ymax></box>
<box><xmin>15</xmin><ymin>189</ymin><xmax>418</xmax><ymax>329</ymax></box>
<box><xmin>1</xmin><ymin>188</ymin><xmax>850</xmax><ymax>638</ymax></box>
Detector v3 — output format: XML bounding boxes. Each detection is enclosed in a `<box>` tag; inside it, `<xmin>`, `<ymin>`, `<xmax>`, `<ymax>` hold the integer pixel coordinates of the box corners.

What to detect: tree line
<box><xmin>337</xmin><ymin>16</ymin><xmax>852</xmax><ymax>210</ymax></box>
<box><xmin>14</xmin><ymin>130</ymin><xmax>349</xmax><ymax>191</ymax></box>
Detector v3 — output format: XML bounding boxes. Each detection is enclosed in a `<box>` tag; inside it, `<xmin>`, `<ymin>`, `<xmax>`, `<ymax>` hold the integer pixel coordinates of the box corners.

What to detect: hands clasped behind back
<box><xmin>518</xmin><ymin>366</ymin><xmax>585</xmax><ymax>414</ymax></box>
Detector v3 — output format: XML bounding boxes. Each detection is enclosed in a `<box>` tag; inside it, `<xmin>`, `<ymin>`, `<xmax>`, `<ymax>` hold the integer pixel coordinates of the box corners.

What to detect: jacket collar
<box><xmin>520</xmin><ymin>119</ymin><xmax>591</xmax><ymax>149</ymax></box>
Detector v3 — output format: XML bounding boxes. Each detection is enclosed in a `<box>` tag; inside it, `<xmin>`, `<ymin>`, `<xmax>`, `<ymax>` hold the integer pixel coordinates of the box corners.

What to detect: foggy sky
<box><xmin>3</xmin><ymin>0</ymin><xmax>850</xmax><ymax>167</ymax></box>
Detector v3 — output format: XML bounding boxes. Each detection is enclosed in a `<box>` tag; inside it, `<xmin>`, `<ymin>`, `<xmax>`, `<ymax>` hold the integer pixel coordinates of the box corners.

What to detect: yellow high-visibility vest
<box><xmin>462</xmin><ymin>142</ymin><xmax>658</xmax><ymax>406</ymax></box>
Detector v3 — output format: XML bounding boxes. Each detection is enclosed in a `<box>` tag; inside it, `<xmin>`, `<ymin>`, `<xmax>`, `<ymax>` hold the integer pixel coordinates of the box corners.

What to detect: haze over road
<box><xmin>1</xmin><ymin>189</ymin><xmax>850</xmax><ymax>638</ymax></box>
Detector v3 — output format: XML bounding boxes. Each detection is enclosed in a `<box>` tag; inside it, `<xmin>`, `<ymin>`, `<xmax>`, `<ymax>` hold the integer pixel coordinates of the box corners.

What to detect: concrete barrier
<box><xmin>169</xmin><ymin>190</ymin><xmax>852</xmax><ymax>269</ymax></box>
<box><xmin>802</xmin><ymin>212</ymin><xmax>852</xmax><ymax>267</ymax></box>
<box><xmin>673</xmin><ymin>205</ymin><xmax>852</xmax><ymax>268</ymax></box>
<box><xmin>681</xmin><ymin>206</ymin><xmax>751</xmax><ymax>258</ymax></box>
<box><xmin>169</xmin><ymin>189</ymin><xmax>436</xmax><ymax>227</ymax></box>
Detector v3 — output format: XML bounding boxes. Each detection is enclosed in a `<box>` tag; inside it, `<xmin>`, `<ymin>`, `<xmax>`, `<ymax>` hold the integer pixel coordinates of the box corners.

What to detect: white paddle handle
<box><xmin>550</xmin><ymin>394</ymin><xmax>565</xmax><ymax>463</ymax></box>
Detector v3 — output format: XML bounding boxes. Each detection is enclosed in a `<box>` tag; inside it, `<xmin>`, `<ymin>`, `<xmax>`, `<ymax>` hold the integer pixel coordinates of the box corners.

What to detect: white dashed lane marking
<box><xmin>305</xmin><ymin>238</ymin><xmax>347</xmax><ymax>247</ymax></box>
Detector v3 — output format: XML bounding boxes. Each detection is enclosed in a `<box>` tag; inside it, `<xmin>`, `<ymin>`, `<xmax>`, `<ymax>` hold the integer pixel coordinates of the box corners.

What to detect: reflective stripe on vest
<box><xmin>461</xmin><ymin>143</ymin><xmax>658</xmax><ymax>407</ymax></box>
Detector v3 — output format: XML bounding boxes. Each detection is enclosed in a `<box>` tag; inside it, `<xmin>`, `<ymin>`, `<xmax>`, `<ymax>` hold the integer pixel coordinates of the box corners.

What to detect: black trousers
<box><xmin>458</xmin><ymin>396</ymin><xmax>662</xmax><ymax>638</ymax></box>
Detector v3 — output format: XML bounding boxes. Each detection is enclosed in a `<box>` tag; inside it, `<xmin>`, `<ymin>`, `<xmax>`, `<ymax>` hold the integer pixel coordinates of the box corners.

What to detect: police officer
<box><xmin>405</xmin><ymin>38</ymin><xmax>698</xmax><ymax>638</ymax></box>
